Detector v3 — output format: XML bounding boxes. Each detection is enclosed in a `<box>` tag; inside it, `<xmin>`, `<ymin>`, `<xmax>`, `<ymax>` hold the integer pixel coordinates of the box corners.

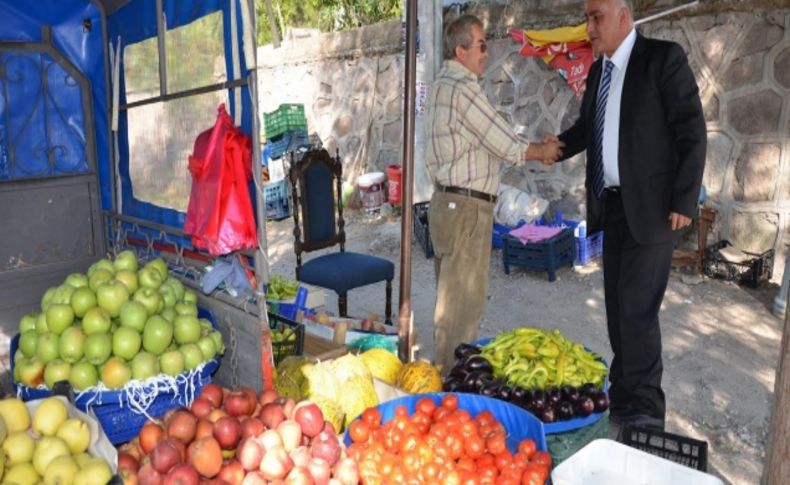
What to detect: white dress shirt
<box><xmin>600</xmin><ymin>28</ymin><xmax>637</xmax><ymax>188</ymax></box>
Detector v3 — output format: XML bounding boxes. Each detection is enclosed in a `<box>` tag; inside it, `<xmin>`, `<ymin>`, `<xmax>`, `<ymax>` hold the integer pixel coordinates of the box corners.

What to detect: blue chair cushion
<box><xmin>298</xmin><ymin>252</ymin><xmax>394</xmax><ymax>295</ymax></box>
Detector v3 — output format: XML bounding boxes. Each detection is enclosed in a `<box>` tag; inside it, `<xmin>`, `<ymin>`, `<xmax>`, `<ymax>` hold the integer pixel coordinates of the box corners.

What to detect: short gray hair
<box><xmin>443</xmin><ymin>15</ymin><xmax>483</xmax><ymax>60</ymax></box>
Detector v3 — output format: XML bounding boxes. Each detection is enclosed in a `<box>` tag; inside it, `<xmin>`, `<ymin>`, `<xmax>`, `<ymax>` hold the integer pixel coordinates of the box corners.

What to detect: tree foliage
<box><xmin>255</xmin><ymin>0</ymin><xmax>402</xmax><ymax>45</ymax></box>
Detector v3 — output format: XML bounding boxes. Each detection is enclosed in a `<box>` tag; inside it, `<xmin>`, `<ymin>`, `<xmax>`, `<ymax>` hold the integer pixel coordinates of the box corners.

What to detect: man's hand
<box><xmin>526</xmin><ymin>139</ymin><xmax>565</xmax><ymax>165</ymax></box>
<box><xmin>668</xmin><ymin>211</ymin><xmax>692</xmax><ymax>231</ymax></box>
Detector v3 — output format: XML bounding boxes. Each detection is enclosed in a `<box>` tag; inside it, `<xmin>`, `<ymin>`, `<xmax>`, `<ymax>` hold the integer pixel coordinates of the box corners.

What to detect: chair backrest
<box><xmin>288</xmin><ymin>148</ymin><xmax>346</xmax><ymax>271</ymax></box>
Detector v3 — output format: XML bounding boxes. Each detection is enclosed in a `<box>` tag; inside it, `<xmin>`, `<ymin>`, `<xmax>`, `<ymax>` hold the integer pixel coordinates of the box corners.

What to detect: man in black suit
<box><xmin>553</xmin><ymin>0</ymin><xmax>706</xmax><ymax>429</ymax></box>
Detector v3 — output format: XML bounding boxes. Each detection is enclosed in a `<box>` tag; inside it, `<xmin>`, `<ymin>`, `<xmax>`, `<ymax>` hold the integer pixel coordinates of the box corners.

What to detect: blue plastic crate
<box><xmin>493</xmin><ymin>220</ymin><xmax>527</xmax><ymax>249</ymax></box>
<box><xmin>266</xmin><ymin>130</ymin><xmax>309</xmax><ymax>160</ymax></box>
<box><xmin>264</xmin><ymin>179</ymin><xmax>291</xmax><ymax>220</ymax></box>
<box><xmin>576</xmin><ymin>231</ymin><xmax>604</xmax><ymax>265</ymax></box>
<box><xmin>502</xmin><ymin>227</ymin><xmax>575</xmax><ymax>281</ymax></box>
<box><xmin>11</xmin><ymin>309</ymin><xmax>220</xmax><ymax>444</ymax></box>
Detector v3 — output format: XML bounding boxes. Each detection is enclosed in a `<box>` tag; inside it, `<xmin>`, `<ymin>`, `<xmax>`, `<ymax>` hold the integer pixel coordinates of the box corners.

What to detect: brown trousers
<box><xmin>428</xmin><ymin>190</ymin><xmax>494</xmax><ymax>373</ymax></box>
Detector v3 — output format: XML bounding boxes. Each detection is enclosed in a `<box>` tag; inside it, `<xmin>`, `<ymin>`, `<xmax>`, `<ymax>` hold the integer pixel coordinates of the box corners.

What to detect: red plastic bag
<box><xmin>183</xmin><ymin>104</ymin><xmax>258</xmax><ymax>256</ymax></box>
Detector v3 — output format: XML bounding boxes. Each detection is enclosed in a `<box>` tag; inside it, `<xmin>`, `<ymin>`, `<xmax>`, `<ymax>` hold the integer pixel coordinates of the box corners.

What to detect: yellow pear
<box><xmin>56</xmin><ymin>418</ymin><xmax>91</xmax><ymax>454</ymax></box>
<box><xmin>0</xmin><ymin>413</ymin><xmax>7</xmax><ymax>443</ymax></box>
<box><xmin>32</xmin><ymin>436</ymin><xmax>71</xmax><ymax>476</ymax></box>
<box><xmin>73</xmin><ymin>459</ymin><xmax>112</xmax><ymax>485</ymax></box>
<box><xmin>3</xmin><ymin>430</ymin><xmax>35</xmax><ymax>465</ymax></box>
<box><xmin>3</xmin><ymin>462</ymin><xmax>40</xmax><ymax>485</ymax></box>
<box><xmin>43</xmin><ymin>454</ymin><xmax>80</xmax><ymax>485</ymax></box>
<box><xmin>32</xmin><ymin>397</ymin><xmax>69</xmax><ymax>437</ymax></box>
<box><xmin>73</xmin><ymin>452</ymin><xmax>93</xmax><ymax>468</ymax></box>
<box><xmin>0</xmin><ymin>397</ymin><xmax>30</xmax><ymax>433</ymax></box>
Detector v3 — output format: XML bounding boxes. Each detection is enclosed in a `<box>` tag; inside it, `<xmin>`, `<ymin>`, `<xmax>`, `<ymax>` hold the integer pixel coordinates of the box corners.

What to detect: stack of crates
<box><xmin>262</xmin><ymin>104</ymin><xmax>310</xmax><ymax>220</ymax></box>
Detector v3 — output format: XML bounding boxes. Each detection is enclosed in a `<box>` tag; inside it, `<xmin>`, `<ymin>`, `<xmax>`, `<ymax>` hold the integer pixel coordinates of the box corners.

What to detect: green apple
<box><xmin>17</xmin><ymin>358</ymin><xmax>45</xmax><ymax>387</ymax></box>
<box><xmin>18</xmin><ymin>331</ymin><xmax>38</xmax><ymax>358</ymax></box>
<box><xmin>182</xmin><ymin>289</ymin><xmax>198</xmax><ymax>305</ymax></box>
<box><xmin>13</xmin><ymin>355</ymin><xmax>26</xmax><ymax>382</ymax></box>
<box><xmin>137</xmin><ymin>267</ymin><xmax>163</xmax><ymax>290</ymax></box>
<box><xmin>45</xmin><ymin>304</ymin><xmax>74</xmax><ymax>335</ymax></box>
<box><xmin>209</xmin><ymin>330</ymin><xmax>225</xmax><ymax>354</ymax></box>
<box><xmin>143</xmin><ymin>315</ymin><xmax>173</xmax><ymax>355</ymax></box>
<box><xmin>133</xmin><ymin>287</ymin><xmax>162</xmax><ymax>315</ymax></box>
<box><xmin>159</xmin><ymin>350</ymin><xmax>185</xmax><ymax>376</ymax></box>
<box><xmin>18</xmin><ymin>312</ymin><xmax>38</xmax><ymax>333</ymax></box>
<box><xmin>144</xmin><ymin>258</ymin><xmax>169</xmax><ymax>280</ymax></box>
<box><xmin>35</xmin><ymin>312</ymin><xmax>49</xmax><ymax>334</ymax></box>
<box><xmin>51</xmin><ymin>285</ymin><xmax>76</xmax><ymax>306</ymax></box>
<box><xmin>69</xmin><ymin>287</ymin><xmax>97</xmax><ymax>318</ymax></box>
<box><xmin>44</xmin><ymin>360</ymin><xmax>72</xmax><ymax>389</ymax></box>
<box><xmin>199</xmin><ymin>318</ymin><xmax>213</xmax><ymax>336</ymax></box>
<box><xmin>180</xmin><ymin>344</ymin><xmax>204</xmax><ymax>370</ymax></box>
<box><xmin>131</xmin><ymin>351</ymin><xmax>160</xmax><ymax>380</ymax></box>
<box><xmin>58</xmin><ymin>327</ymin><xmax>85</xmax><ymax>363</ymax></box>
<box><xmin>88</xmin><ymin>269</ymin><xmax>114</xmax><ymax>292</ymax></box>
<box><xmin>84</xmin><ymin>333</ymin><xmax>112</xmax><ymax>366</ymax></box>
<box><xmin>173</xmin><ymin>315</ymin><xmax>201</xmax><ymax>344</ymax></box>
<box><xmin>196</xmin><ymin>336</ymin><xmax>217</xmax><ymax>361</ymax></box>
<box><xmin>159</xmin><ymin>307</ymin><xmax>176</xmax><ymax>322</ymax></box>
<box><xmin>64</xmin><ymin>273</ymin><xmax>88</xmax><ymax>289</ymax></box>
<box><xmin>112</xmin><ymin>327</ymin><xmax>142</xmax><ymax>360</ymax></box>
<box><xmin>163</xmin><ymin>277</ymin><xmax>185</xmax><ymax>301</ymax></box>
<box><xmin>101</xmin><ymin>357</ymin><xmax>131</xmax><ymax>389</ymax></box>
<box><xmin>174</xmin><ymin>301</ymin><xmax>198</xmax><ymax>317</ymax></box>
<box><xmin>69</xmin><ymin>361</ymin><xmax>98</xmax><ymax>390</ymax></box>
<box><xmin>81</xmin><ymin>307</ymin><xmax>111</xmax><ymax>335</ymax></box>
<box><xmin>87</xmin><ymin>258</ymin><xmax>115</xmax><ymax>277</ymax></box>
<box><xmin>41</xmin><ymin>286</ymin><xmax>58</xmax><ymax>311</ymax></box>
<box><xmin>114</xmin><ymin>269</ymin><xmax>139</xmax><ymax>294</ymax></box>
<box><xmin>36</xmin><ymin>333</ymin><xmax>60</xmax><ymax>364</ymax></box>
<box><xmin>119</xmin><ymin>300</ymin><xmax>148</xmax><ymax>333</ymax></box>
<box><xmin>113</xmin><ymin>250</ymin><xmax>139</xmax><ymax>273</ymax></box>
<box><xmin>96</xmin><ymin>280</ymin><xmax>129</xmax><ymax>318</ymax></box>
<box><xmin>158</xmin><ymin>284</ymin><xmax>177</xmax><ymax>309</ymax></box>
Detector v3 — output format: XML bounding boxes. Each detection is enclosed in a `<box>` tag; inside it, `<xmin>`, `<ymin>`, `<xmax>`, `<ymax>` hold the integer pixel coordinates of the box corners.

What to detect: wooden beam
<box><xmin>763</xmin><ymin>291</ymin><xmax>790</xmax><ymax>484</ymax></box>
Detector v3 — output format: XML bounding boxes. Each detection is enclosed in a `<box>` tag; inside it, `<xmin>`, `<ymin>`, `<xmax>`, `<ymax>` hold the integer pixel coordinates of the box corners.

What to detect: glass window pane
<box><xmin>123</xmin><ymin>37</ymin><xmax>160</xmax><ymax>103</ymax></box>
<box><xmin>127</xmin><ymin>91</ymin><xmax>226</xmax><ymax>211</ymax></box>
<box><xmin>166</xmin><ymin>12</ymin><xmax>226</xmax><ymax>93</ymax></box>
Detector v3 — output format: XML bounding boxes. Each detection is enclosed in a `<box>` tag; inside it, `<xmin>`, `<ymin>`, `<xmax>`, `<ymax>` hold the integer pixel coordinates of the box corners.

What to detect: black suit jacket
<box><xmin>558</xmin><ymin>33</ymin><xmax>706</xmax><ymax>245</ymax></box>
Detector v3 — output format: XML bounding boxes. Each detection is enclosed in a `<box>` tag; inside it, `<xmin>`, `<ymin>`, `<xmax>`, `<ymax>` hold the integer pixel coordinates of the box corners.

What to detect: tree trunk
<box><xmin>763</xmin><ymin>292</ymin><xmax>790</xmax><ymax>484</ymax></box>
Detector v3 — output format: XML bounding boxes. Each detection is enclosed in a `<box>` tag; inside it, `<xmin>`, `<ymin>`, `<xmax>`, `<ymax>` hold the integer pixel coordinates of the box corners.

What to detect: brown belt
<box><xmin>437</xmin><ymin>185</ymin><xmax>497</xmax><ymax>204</ymax></box>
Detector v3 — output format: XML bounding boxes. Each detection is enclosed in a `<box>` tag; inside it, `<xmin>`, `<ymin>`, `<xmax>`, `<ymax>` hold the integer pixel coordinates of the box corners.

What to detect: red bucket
<box><xmin>386</xmin><ymin>164</ymin><xmax>402</xmax><ymax>206</ymax></box>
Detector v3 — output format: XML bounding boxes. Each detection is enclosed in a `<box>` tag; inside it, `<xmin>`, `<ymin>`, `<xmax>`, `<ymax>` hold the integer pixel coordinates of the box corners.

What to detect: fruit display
<box><xmin>265</xmin><ymin>275</ymin><xmax>300</xmax><ymax>301</ymax></box>
<box><xmin>12</xmin><ymin>251</ymin><xmax>225</xmax><ymax>391</ymax></box>
<box><xmin>0</xmin><ymin>396</ymin><xmax>115</xmax><ymax>485</ymax></box>
<box><xmin>345</xmin><ymin>393</ymin><xmax>552</xmax><ymax>485</ymax></box>
<box><xmin>118</xmin><ymin>384</ymin><xmax>359</xmax><ymax>484</ymax></box>
<box><xmin>443</xmin><ymin>328</ymin><xmax>610</xmax><ymax>424</ymax></box>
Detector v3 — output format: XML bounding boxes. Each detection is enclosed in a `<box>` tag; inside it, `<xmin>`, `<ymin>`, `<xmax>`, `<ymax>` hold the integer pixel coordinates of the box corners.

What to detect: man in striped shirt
<box><xmin>426</xmin><ymin>14</ymin><xmax>563</xmax><ymax>372</ymax></box>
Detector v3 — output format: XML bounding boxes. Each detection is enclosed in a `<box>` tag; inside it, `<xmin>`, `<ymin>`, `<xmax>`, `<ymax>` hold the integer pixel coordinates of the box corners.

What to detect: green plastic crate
<box><xmin>263</xmin><ymin>104</ymin><xmax>307</xmax><ymax>139</ymax></box>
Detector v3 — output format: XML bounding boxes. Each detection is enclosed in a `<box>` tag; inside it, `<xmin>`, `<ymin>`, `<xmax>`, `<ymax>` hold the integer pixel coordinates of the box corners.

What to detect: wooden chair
<box><xmin>288</xmin><ymin>147</ymin><xmax>394</xmax><ymax>324</ymax></box>
<box><xmin>672</xmin><ymin>206</ymin><xmax>717</xmax><ymax>274</ymax></box>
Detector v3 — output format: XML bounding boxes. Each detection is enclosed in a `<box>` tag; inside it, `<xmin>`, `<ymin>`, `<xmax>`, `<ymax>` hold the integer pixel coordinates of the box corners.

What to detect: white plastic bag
<box><xmin>495</xmin><ymin>184</ymin><xmax>549</xmax><ymax>227</ymax></box>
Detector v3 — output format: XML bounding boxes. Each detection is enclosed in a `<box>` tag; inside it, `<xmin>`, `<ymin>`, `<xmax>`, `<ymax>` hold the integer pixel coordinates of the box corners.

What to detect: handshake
<box><xmin>525</xmin><ymin>134</ymin><xmax>565</xmax><ymax>165</ymax></box>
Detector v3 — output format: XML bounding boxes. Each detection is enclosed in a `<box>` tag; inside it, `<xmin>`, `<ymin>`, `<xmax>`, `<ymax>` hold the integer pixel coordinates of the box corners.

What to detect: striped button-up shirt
<box><xmin>425</xmin><ymin>60</ymin><xmax>528</xmax><ymax>196</ymax></box>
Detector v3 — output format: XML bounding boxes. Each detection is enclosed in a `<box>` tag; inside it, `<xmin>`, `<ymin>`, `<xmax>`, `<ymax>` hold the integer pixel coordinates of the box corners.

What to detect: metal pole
<box><xmin>634</xmin><ymin>0</ymin><xmax>699</xmax><ymax>25</ymax></box>
<box><xmin>398</xmin><ymin>0</ymin><xmax>418</xmax><ymax>362</ymax></box>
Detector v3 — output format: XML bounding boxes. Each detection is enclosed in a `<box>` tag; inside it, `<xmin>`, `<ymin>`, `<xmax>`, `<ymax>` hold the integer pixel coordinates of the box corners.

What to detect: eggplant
<box><xmin>561</xmin><ymin>385</ymin><xmax>580</xmax><ymax>403</ymax></box>
<box><xmin>576</xmin><ymin>396</ymin><xmax>595</xmax><ymax>417</ymax></box>
<box><xmin>530</xmin><ymin>392</ymin><xmax>546</xmax><ymax>414</ymax></box>
<box><xmin>497</xmin><ymin>384</ymin><xmax>513</xmax><ymax>402</ymax></box>
<box><xmin>580</xmin><ymin>382</ymin><xmax>599</xmax><ymax>397</ymax></box>
<box><xmin>540</xmin><ymin>407</ymin><xmax>556</xmax><ymax>423</ymax></box>
<box><xmin>511</xmin><ymin>386</ymin><xmax>527</xmax><ymax>405</ymax></box>
<box><xmin>462</xmin><ymin>370</ymin><xmax>491</xmax><ymax>392</ymax></box>
<box><xmin>448</xmin><ymin>365</ymin><xmax>469</xmax><ymax>381</ymax></box>
<box><xmin>461</xmin><ymin>355</ymin><xmax>494</xmax><ymax>375</ymax></box>
<box><xmin>443</xmin><ymin>378</ymin><xmax>461</xmax><ymax>392</ymax></box>
<box><xmin>454</xmin><ymin>343</ymin><xmax>481</xmax><ymax>360</ymax></box>
<box><xmin>546</xmin><ymin>387</ymin><xmax>562</xmax><ymax>406</ymax></box>
<box><xmin>479</xmin><ymin>381</ymin><xmax>500</xmax><ymax>398</ymax></box>
<box><xmin>557</xmin><ymin>401</ymin><xmax>575</xmax><ymax>421</ymax></box>
<box><xmin>592</xmin><ymin>390</ymin><xmax>610</xmax><ymax>412</ymax></box>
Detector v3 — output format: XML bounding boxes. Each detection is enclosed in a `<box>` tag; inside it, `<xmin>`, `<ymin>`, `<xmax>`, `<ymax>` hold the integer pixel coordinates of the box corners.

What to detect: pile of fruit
<box><xmin>0</xmin><ymin>397</ymin><xmax>114</xmax><ymax>485</ymax></box>
<box><xmin>117</xmin><ymin>383</ymin><xmax>359</xmax><ymax>484</ymax></box>
<box><xmin>444</xmin><ymin>328</ymin><xmax>609</xmax><ymax>423</ymax></box>
<box><xmin>346</xmin><ymin>393</ymin><xmax>552</xmax><ymax>485</ymax></box>
<box><xmin>265</xmin><ymin>275</ymin><xmax>300</xmax><ymax>301</ymax></box>
<box><xmin>13</xmin><ymin>251</ymin><xmax>224</xmax><ymax>390</ymax></box>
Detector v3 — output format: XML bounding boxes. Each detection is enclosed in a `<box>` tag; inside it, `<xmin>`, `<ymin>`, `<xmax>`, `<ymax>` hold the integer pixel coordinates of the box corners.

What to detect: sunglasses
<box><xmin>466</xmin><ymin>40</ymin><xmax>487</xmax><ymax>54</ymax></box>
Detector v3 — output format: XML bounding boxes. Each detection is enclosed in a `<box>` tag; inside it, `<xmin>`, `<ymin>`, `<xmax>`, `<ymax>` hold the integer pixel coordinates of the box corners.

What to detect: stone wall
<box><xmin>256</xmin><ymin>4</ymin><xmax>790</xmax><ymax>282</ymax></box>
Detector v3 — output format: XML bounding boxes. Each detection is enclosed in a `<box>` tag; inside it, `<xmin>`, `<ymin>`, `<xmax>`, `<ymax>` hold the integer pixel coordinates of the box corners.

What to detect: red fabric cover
<box><xmin>183</xmin><ymin>104</ymin><xmax>258</xmax><ymax>256</ymax></box>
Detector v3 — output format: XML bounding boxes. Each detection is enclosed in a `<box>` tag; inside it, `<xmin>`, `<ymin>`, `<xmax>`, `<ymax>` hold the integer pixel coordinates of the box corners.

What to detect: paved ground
<box><xmin>264</xmin><ymin>210</ymin><xmax>784</xmax><ymax>485</ymax></box>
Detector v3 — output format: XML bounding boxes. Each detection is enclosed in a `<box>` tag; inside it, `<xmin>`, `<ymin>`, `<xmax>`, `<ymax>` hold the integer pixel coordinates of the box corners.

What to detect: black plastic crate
<box><xmin>267</xmin><ymin>311</ymin><xmax>305</xmax><ymax>365</ymax></box>
<box><xmin>619</xmin><ymin>425</ymin><xmax>708</xmax><ymax>472</ymax></box>
<box><xmin>413</xmin><ymin>202</ymin><xmax>434</xmax><ymax>258</ymax></box>
<box><xmin>703</xmin><ymin>240</ymin><xmax>774</xmax><ymax>288</ymax></box>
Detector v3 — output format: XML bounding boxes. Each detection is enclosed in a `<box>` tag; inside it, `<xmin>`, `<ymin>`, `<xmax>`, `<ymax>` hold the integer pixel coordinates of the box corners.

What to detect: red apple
<box><xmin>163</xmin><ymin>463</ymin><xmax>199</xmax><ymax>485</ymax></box>
<box><xmin>214</xmin><ymin>416</ymin><xmax>243</xmax><ymax>450</ymax></box>
<box><xmin>276</xmin><ymin>420</ymin><xmax>302</xmax><ymax>452</ymax></box>
<box><xmin>237</xmin><ymin>438</ymin><xmax>264</xmax><ymax>471</ymax></box>
<box><xmin>217</xmin><ymin>459</ymin><xmax>245</xmax><ymax>485</ymax></box>
<box><xmin>191</xmin><ymin>397</ymin><xmax>213</xmax><ymax>419</ymax></box>
<box><xmin>201</xmin><ymin>383</ymin><xmax>224</xmax><ymax>408</ymax></box>
<box><xmin>258</xmin><ymin>389</ymin><xmax>279</xmax><ymax>406</ymax></box>
<box><xmin>240</xmin><ymin>417</ymin><xmax>265</xmax><ymax>439</ymax></box>
<box><xmin>151</xmin><ymin>439</ymin><xmax>182</xmax><ymax>474</ymax></box>
<box><xmin>307</xmin><ymin>458</ymin><xmax>331</xmax><ymax>485</ymax></box>
<box><xmin>293</xmin><ymin>402</ymin><xmax>324</xmax><ymax>438</ymax></box>
<box><xmin>259</xmin><ymin>446</ymin><xmax>293</xmax><ymax>481</ymax></box>
<box><xmin>224</xmin><ymin>392</ymin><xmax>252</xmax><ymax>417</ymax></box>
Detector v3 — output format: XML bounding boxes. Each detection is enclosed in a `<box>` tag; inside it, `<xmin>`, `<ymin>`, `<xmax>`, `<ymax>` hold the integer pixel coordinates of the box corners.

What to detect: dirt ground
<box><xmin>265</xmin><ymin>209</ymin><xmax>784</xmax><ymax>485</ymax></box>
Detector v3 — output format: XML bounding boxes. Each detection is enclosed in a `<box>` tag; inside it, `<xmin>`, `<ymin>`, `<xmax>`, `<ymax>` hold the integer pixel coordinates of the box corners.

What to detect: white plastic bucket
<box><xmin>357</xmin><ymin>172</ymin><xmax>385</xmax><ymax>212</ymax></box>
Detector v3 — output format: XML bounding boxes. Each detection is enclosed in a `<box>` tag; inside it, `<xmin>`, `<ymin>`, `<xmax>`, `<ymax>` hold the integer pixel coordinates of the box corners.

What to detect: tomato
<box><xmin>520</xmin><ymin>468</ymin><xmax>544</xmax><ymax>485</ymax></box>
<box><xmin>524</xmin><ymin>463</ymin><xmax>549</xmax><ymax>483</ymax></box>
<box><xmin>378</xmin><ymin>452</ymin><xmax>399</xmax><ymax>477</ymax></box>
<box><xmin>532</xmin><ymin>450</ymin><xmax>552</xmax><ymax>469</ymax></box>
<box><xmin>517</xmin><ymin>438</ymin><xmax>537</xmax><ymax>460</ymax></box>
<box><xmin>464</xmin><ymin>434</ymin><xmax>486</xmax><ymax>459</ymax></box>
<box><xmin>349</xmin><ymin>420</ymin><xmax>371</xmax><ymax>444</ymax></box>
<box><xmin>494</xmin><ymin>451</ymin><xmax>513</xmax><ymax>471</ymax></box>
<box><xmin>362</xmin><ymin>407</ymin><xmax>382</xmax><ymax>429</ymax></box>
<box><xmin>433</xmin><ymin>406</ymin><xmax>450</xmax><ymax>422</ymax></box>
<box><xmin>475</xmin><ymin>410</ymin><xmax>495</xmax><ymax>428</ymax></box>
<box><xmin>486</xmin><ymin>432</ymin><xmax>507</xmax><ymax>455</ymax></box>
<box><xmin>457</xmin><ymin>456</ymin><xmax>476</xmax><ymax>473</ymax></box>
<box><xmin>455</xmin><ymin>409</ymin><xmax>472</xmax><ymax>422</ymax></box>
<box><xmin>416</xmin><ymin>397</ymin><xmax>437</xmax><ymax>416</ymax></box>
<box><xmin>441</xmin><ymin>393</ymin><xmax>459</xmax><ymax>411</ymax></box>
<box><xmin>395</xmin><ymin>404</ymin><xmax>409</xmax><ymax>418</ymax></box>
<box><xmin>460</xmin><ymin>420</ymin><xmax>478</xmax><ymax>438</ymax></box>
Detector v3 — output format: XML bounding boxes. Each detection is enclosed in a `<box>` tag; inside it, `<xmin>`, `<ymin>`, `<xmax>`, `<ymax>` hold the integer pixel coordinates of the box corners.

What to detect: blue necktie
<box><xmin>592</xmin><ymin>60</ymin><xmax>614</xmax><ymax>198</ymax></box>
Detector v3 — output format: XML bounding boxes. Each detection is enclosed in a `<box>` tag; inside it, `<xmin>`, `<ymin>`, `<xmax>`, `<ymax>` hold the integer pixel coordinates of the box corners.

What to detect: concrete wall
<box><xmin>256</xmin><ymin>2</ymin><xmax>790</xmax><ymax>282</ymax></box>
